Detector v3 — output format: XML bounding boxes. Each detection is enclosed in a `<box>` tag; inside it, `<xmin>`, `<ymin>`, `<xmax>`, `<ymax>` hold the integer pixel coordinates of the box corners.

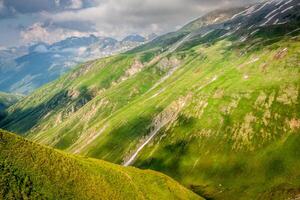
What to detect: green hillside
<box><xmin>0</xmin><ymin>129</ymin><xmax>201</xmax><ymax>199</ymax></box>
<box><xmin>1</xmin><ymin>1</ymin><xmax>300</xmax><ymax>199</ymax></box>
<box><xmin>0</xmin><ymin>92</ymin><xmax>22</xmax><ymax>120</ymax></box>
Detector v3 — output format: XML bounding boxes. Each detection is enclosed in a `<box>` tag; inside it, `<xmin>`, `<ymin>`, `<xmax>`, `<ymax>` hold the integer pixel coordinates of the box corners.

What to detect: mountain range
<box><xmin>0</xmin><ymin>34</ymin><xmax>152</xmax><ymax>95</ymax></box>
<box><xmin>0</xmin><ymin>0</ymin><xmax>299</xmax><ymax>199</ymax></box>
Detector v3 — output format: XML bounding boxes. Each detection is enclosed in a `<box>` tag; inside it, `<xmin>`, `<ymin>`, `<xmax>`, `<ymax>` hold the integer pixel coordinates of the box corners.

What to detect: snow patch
<box><xmin>281</xmin><ymin>6</ymin><xmax>294</xmax><ymax>13</ymax></box>
<box><xmin>278</xmin><ymin>0</ymin><xmax>293</xmax><ymax>10</ymax></box>
<box><xmin>250</xmin><ymin>29</ymin><xmax>259</xmax><ymax>36</ymax></box>
<box><xmin>261</xmin><ymin>13</ymin><xmax>278</xmax><ymax>26</ymax></box>
<box><xmin>231</xmin><ymin>5</ymin><xmax>257</xmax><ymax>19</ymax></box>
<box><xmin>240</xmin><ymin>36</ymin><xmax>248</xmax><ymax>42</ymax></box>
<box><xmin>248</xmin><ymin>25</ymin><xmax>255</xmax><ymax>30</ymax></box>
<box><xmin>264</xmin><ymin>8</ymin><xmax>279</xmax><ymax>19</ymax></box>
<box><xmin>275</xmin><ymin>0</ymin><xmax>283</xmax><ymax>6</ymax></box>
<box><xmin>253</xmin><ymin>1</ymin><xmax>271</xmax><ymax>14</ymax></box>
<box><xmin>273</xmin><ymin>18</ymin><xmax>280</xmax><ymax>24</ymax></box>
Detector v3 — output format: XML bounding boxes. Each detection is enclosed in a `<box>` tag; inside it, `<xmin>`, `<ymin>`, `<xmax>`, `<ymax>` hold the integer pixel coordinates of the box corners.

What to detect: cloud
<box><xmin>0</xmin><ymin>0</ymin><xmax>262</xmax><ymax>47</ymax></box>
<box><xmin>20</xmin><ymin>22</ymin><xmax>92</xmax><ymax>44</ymax></box>
<box><xmin>0</xmin><ymin>0</ymin><xmax>4</xmax><ymax>10</ymax></box>
<box><xmin>47</xmin><ymin>0</ymin><xmax>262</xmax><ymax>38</ymax></box>
<box><xmin>1</xmin><ymin>0</ymin><xmax>94</xmax><ymax>15</ymax></box>
<box><xmin>21</xmin><ymin>23</ymin><xmax>49</xmax><ymax>43</ymax></box>
<box><xmin>68</xmin><ymin>0</ymin><xmax>83</xmax><ymax>9</ymax></box>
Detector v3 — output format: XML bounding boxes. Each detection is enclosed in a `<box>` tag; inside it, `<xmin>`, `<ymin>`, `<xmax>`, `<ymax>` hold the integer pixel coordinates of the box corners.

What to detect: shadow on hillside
<box><xmin>0</xmin><ymin>86</ymin><xmax>94</xmax><ymax>135</ymax></box>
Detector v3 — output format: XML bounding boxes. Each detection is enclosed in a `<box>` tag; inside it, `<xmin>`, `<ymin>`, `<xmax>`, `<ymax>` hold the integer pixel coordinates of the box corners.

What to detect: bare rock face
<box><xmin>151</xmin><ymin>94</ymin><xmax>192</xmax><ymax>132</ymax></box>
<box><xmin>118</xmin><ymin>59</ymin><xmax>145</xmax><ymax>83</ymax></box>
<box><xmin>157</xmin><ymin>57</ymin><xmax>181</xmax><ymax>72</ymax></box>
<box><xmin>126</xmin><ymin>59</ymin><xmax>144</xmax><ymax>77</ymax></box>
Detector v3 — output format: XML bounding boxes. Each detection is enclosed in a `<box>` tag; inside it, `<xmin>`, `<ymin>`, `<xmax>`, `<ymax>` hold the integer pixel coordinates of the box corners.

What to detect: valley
<box><xmin>0</xmin><ymin>0</ymin><xmax>299</xmax><ymax>199</ymax></box>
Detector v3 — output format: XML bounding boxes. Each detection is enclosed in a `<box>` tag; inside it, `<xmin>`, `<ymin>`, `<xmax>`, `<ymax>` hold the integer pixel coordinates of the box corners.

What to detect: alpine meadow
<box><xmin>0</xmin><ymin>0</ymin><xmax>299</xmax><ymax>199</ymax></box>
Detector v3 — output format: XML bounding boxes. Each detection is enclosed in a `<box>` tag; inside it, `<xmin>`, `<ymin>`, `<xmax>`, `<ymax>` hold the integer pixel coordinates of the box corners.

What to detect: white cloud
<box><xmin>20</xmin><ymin>22</ymin><xmax>91</xmax><ymax>44</ymax></box>
<box><xmin>21</xmin><ymin>23</ymin><xmax>49</xmax><ymax>43</ymax></box>
<box><xmin>68</xmin><ymin>0</ymin><xmax>83</xmax><ymax>9</ymax></box>
<box><xmin>1</xmin><ymin>0</ymin><xmax>263</xmax><ymax>47</ymax></box>
<box><xmin>0</xmin><ymin>0</ymin><xmax>4</xmax><ymax>10</ymax></box>
<box><xmin>54</xmin><ymin>0</ymin><xmax>60</xmax><ymax>7</ymax></box>
<box><xmin>46</xmin><ymin>0</ymin><xmax>261</xmax><ymax>39</ymax></box>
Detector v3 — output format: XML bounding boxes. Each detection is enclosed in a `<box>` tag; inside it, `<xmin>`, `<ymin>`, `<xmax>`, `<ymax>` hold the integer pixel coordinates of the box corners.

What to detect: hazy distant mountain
<box><xmin>146</xmin><ymin>33</ymin><xmax>158</xmax><ymax>41</ymax></box>
<box><xmin>1</xmin><ymin>0</ymin><xmax>299</xmax><ymax>199</ymax></box>
<box><xmin>0</xmin><ymin>34</ymin><xmax>149</xmax><ymax>94</ymax></box>
<box><xmin>122</xmin><ymin>34</ymin><xmax>146</xmax><ymax>43</ymax></box>
<box><xmin>1</xmin><ymin>0</ymin><xmax>300</xmax><ymax>199</ymax></box>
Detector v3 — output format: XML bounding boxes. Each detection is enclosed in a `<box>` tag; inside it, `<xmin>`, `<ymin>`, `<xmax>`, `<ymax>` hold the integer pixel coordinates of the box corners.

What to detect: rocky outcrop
<box><xmin>123</xmin><ymin>94</ymin><xmax>191</xmax><ymax>166</ymax></box>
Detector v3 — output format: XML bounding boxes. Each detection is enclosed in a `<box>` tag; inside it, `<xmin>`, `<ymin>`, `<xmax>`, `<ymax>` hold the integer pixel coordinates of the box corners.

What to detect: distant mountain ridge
<box><xmin>122</xmin><ymin>34</ymin><xmax>146</xmax><ymax>43</ymax></box>
<box><xmin>0</xmin><ymin>34</ymin><xmax>150</xmax><ymax>94</ymax></box>
<box><xmin>1</xmin><ymin>0</ymin><xmax>300</xmax><ymax>199</ymax></box>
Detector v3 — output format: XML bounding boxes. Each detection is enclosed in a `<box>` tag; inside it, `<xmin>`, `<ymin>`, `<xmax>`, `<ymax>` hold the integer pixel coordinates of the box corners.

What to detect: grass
<box><xmin>0</xmin><ymin>12</ymin><xmax>299</xmax><ymax>200</ymax></box>
<box><xmin>0</xmin><ymin>92</ymin><xmax>22</xmax><ymax>120</ymax></box>
<box><xmin>0</xmin><ymin>129</ymin><xmax>201</xmax><ymax>200</ymax></box>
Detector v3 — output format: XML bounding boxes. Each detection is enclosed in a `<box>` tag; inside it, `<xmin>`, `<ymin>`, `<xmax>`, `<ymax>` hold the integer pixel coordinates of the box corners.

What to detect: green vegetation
<box><xmin>0</xmin><ymin>129</ymin><xmax>201</xmax><ymax>199</ymax></box>
<box><xmin>0</xmin><ymin>92</ymin><xmax>22</xmax><ymax>120</ymax></box>
<box><xmin>1</xmin><ymin>4</ymin><xmax>300</xmax><ymax>200</ymax></box>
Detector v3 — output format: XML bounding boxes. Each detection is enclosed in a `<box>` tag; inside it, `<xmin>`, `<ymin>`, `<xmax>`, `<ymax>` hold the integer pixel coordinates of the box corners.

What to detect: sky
<box><xmin>0</xmin><ymin>0</ymin><xmax>263</xmax><ymax>48</ymax></box>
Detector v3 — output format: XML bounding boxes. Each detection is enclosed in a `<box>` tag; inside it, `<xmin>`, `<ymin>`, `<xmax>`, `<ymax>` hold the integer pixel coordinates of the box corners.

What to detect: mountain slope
<box><xmin>122</xmin><ymin>34</ymin><xmax>146</xmax><ymax>43</ymax></box>
<box><xmin>1</xmin><ymin>0</ymin><xmax>300</xmax><ymax>199</ymax></box>
<box><xmin>0</xmin><ymin>92</ymin><xmax>22</xmax><ymax>120</ymax></box>
<box><xmin>0</xmin><ymin>35</ymin><xmax>147</xmax><ymax>94</ymax></box>
<box><xmin>0</xmin><ymin>129</ymin><xmax>201</xmax><ymax>200</ymax></box>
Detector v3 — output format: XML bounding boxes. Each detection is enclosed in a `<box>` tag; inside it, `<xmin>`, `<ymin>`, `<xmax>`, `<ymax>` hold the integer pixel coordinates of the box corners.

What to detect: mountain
<box><xmin>1</xmin><ymin>0</ymin><xmax>300</xmax><ymax>199</ymax></box>
<box><xmin>0</xmin><ymin>92</ymin><xmax>22</xmax><ymax>120</ymax></box>
<box><xmin>0</xmin><ymin>129</ymin><xmax>200</xmax><ymax>199</ymax></box>
<box><xmin>146</xmin><ymin>33</ymin><xmax>158</xmax><ymax>41</ymax></box>
<box><xmin>180</xmin><ymin>6</ymin><xmax>247</xmax><ymax>32</ymax></box>
<box><xmin>0</xmin><ymin>34</ymin><xmax>148</xmax><ymax>95</ymax></box>
<box><xmin>122</xmin><ymin>34</ymin><xmax>146</xmax><ymax>43</ymax></box>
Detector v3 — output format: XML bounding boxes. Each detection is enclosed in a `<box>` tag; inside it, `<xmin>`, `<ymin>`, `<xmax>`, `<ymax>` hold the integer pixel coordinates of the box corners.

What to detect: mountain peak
<box><xmin>122</xmin><ymin>34</ymin><xmax>146</xmax><ymax>42</ymax></box>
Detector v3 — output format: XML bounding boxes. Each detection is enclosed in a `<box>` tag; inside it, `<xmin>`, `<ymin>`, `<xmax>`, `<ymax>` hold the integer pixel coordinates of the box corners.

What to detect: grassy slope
<box><xmin>0</xmin><ymin>9</ymin><xmax>300</xmax><ymax>200</ymax></box>
<box><xmin>0</xmin><ymin>92</ymin><xmax>22</xmax><ymax>107</ymax></box>
<box><xmin>0</xmin><ymin>129</ymin><xmax>201</xmax><ymax>200</ymax></box>
<box><xmin>0</xmin><ymin>92</ymin><xmax>22</xmax><ymax>120</ymax></box>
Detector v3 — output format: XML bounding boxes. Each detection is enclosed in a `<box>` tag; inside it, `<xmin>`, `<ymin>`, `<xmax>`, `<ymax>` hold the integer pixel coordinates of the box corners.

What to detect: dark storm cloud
<box><xmin>0</xmin><ymin>0</ymin><xmax>263</xmax><ymax>47</ymax></box>
<box><xmin>49</xmin><ymin>0</ymin><xmax>263</xmax><ymax>37</ymax></box>
<box><xmin>50</xmin><ymin>20</ymin><xmax>97</xmax><ymax>32</ymax></box>
<box><xmin>1</xmin><ymin>0</ymin><xmax>95</xmax><ymax>15</ymax></box>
